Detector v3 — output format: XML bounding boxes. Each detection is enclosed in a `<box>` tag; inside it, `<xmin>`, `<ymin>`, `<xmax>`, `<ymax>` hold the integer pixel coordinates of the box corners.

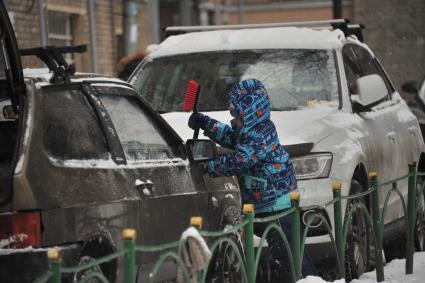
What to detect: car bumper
<box><xmin>298</xmin><ymin>178</ymin><xmax>350</xmax><ymax>240</ymax></box>
<box><xmin>0</xmin><ymin>244</ymin><xmax>82</xmax><ymax>283</ymax></box>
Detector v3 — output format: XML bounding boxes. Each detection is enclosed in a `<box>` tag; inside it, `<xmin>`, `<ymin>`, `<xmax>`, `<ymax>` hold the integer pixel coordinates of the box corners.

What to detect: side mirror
<box><xmin>401</xmin><ymin>81</ymin><xmax>419</xmax><ymax>94</ymax></box>
<box><xmin>353</xmin><ymin>74</ymin><xmax>388</xmax><ymax>107</ymax></box>
<box><xmin>186</xmin><ymin>139</ymin><xmax>216</xmax><ymax>162</ymax></box>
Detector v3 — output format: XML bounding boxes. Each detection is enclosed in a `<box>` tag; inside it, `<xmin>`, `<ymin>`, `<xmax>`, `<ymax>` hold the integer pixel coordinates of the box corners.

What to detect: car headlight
<box><xmin>292</xmin><ymin>153</ymin><xmax>332</xmax><ymax>180</ymax></box>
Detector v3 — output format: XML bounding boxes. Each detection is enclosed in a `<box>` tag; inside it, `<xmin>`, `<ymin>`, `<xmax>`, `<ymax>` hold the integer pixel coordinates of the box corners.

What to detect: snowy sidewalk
<box><xmin>297</xmin><ymin>252</ymin><xmax>425</xmax><ymax>283</ymax></box>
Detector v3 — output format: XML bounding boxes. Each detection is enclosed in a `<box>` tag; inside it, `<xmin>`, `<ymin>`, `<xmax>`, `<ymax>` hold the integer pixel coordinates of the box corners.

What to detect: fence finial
<box><xmin>122</xmin><ymin>228</ymin><xmax>137</xmax><ymax>241</ymax></box>
<box><xmin>243</xmin><ymin>204</ymin><xmax>254</xmax><ymax>213</ymax></box>
<box><xmin>369</xmin><ymin>171</ymin><xmax>378</xmax><ymax>178</ymax></box>
<box><xmin>332</xmin><ymin>181</ymin><xmax>341</xmax><ymax>192</ymax></box>
<box><xmin>190</xmin><ymin>216</ymin><xmax>203</xmax><ymax>228</ymax></box>
<box><xmin>290</xmin><ymin>191</ymin><xmax>300</xmax><ymax>200</ymax></box>
<box><xmin>47</xmin><ymin>248</ymin><xmax>60</xmax><ymax>262</ymax></box>
<box><xmin>409</xmin><ymin>161</ymin><xmax>417</xmax><ymax>166</ymax></box>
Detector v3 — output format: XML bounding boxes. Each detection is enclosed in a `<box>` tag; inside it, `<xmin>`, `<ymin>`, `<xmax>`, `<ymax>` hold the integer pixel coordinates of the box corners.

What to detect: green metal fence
<box><xmin>34</xmin><ymin>161</ymin><xmax>421</xmax><ymax>283</ymax></box>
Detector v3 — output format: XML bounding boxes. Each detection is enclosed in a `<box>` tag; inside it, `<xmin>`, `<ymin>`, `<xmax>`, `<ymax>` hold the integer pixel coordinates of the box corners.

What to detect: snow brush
<box><xmin>183</xmin><ymin>80</ymin><xmax>201</xmax><ymax>139</ymax></box>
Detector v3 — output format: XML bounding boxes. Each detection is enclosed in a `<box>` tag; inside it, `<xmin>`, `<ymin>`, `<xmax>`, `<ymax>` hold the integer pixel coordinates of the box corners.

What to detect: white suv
<box><xmin>129</xmin><ymin>20</ymin><xmax>425</xmax><ymax>280</ymax></box>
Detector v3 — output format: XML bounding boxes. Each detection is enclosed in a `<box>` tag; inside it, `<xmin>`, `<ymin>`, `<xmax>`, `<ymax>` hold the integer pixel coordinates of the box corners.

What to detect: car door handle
<box><xmin>136</xmin><ymin>179</ymin><xmax>155</xmax><ymax>196</ymax></box>
<box><xmin>408</xmin><ymin>126</ymin><xmax>417</xmax><ymax>137</ymax></box>
<box><xmin>386</xmin><ymin>131</ymin><xmax>396</xmax><ymax>143</ymax></box>
<box><xmin>211</xmin><ymin>196</ymin><xmax>219</xmax><ymax>210</ymax></box>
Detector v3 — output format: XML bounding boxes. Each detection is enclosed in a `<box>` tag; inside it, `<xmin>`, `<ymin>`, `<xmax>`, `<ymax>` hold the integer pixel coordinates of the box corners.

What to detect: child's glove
<box><xmin>188</xmin><ymin>112</ymin><xmax>208</xmax><ymax>130</ymax></box>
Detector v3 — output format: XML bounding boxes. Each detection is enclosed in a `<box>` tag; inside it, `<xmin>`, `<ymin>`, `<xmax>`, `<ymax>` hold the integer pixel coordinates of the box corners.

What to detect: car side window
<box><xmin>95</xmin><ymin>86</ymin><xmax>177</xmax><ymax>162</ymax></box>
<box><xmin>342</xmin><ymin>46</ymin><xmax>361</xmax><ymax>95</ymax></box>
<box><xmin>342</xmin><ymin>45</ymin><xmax>393</xmax><ymax>99</ymax></box>
<box><xmin>42</xmin><ymin>88</ymin><xmax>109</xmax><ymax>160</ymax></box>
<box><xmin>351</xmin><ymin>45</ymin><xmax>394</xmax><ymax>96</ymax></box>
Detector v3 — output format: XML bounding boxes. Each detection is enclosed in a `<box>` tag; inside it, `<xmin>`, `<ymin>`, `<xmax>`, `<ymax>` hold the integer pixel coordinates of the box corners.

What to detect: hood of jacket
<box><xmin>227</xmin><ymin>79</ymin><xmax>271</xmax><ymax>134</ymax></box>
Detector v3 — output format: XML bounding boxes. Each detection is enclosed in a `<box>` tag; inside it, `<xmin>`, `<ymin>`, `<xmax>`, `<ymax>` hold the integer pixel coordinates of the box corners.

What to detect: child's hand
<box><xmin>188</xmin><ymin>112</ymin><xmax>208</xmax><ymax>130</ymax></box>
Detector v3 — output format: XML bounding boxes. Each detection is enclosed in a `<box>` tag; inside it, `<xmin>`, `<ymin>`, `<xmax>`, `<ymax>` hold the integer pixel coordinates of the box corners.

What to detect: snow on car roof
<box><xmin>23</xmin><ymin>68</ymin><xmax>130</xmax><ymax>88</ymax></box>
<box><xmin>150</xmin><ymin>27</ymin><xmax>346</xmax><ymax>58</ymax></box>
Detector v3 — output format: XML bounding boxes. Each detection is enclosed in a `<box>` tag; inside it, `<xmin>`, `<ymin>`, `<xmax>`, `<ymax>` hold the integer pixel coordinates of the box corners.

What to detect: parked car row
<box><xmin>1</xmin><ymin>1</ymin><xmax>425</xmax><ymax>281</ymax></box>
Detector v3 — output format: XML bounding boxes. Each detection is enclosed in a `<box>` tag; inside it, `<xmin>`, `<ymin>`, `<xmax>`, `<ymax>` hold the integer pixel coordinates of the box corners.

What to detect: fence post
<box><xmin>370</xmin><ymin>172</ymin><xmax>384</xmax><ymax>282</ymax></box>
<box><xmin>123</xmin><ymin>228</ymin><xmax>137</xmax><ymax>283</ymax></box>
<box><xmin>47</xmin><ymin>249</ymin><xmax>61</xmax><ymax>283</ymax></box>
<box><xmin>243</xmin><ymin>204</ymin><xmax>255</xmax><ymax>283</ymax></box>
<box><xmin>406</xmin><ymin>161</ymin><xmax>417</xmax><ymax>274</ymax></box>
<box><xmin>290</xmin><ymin>191</ymin><xmax>301</xmax><ymax>281</ymax></box>
<box><xmin>332</xmin><ymin>181</ymin><xmax>344</xmax><ymax>278</ymax></box>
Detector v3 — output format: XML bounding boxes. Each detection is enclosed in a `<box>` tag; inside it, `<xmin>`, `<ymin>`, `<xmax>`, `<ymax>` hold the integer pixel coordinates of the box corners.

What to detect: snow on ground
<box><xmin>297</xmin><ymin>252</ymin><xmax>425</xmax><ymax>283</ymax></box>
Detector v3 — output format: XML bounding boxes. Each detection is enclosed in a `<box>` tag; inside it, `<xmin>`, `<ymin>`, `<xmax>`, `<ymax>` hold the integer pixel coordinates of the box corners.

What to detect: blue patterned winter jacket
<box><xmin>203</xmin><ymin>79</ymin><xmax>298</xmax><ymax>213</ymax></box>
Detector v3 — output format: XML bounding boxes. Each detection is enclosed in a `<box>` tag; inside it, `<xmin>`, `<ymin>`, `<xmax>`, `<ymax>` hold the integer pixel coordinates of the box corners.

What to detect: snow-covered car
<box><xmin>0</xmin><ymin>3</ymin><xmax>242</xmax><ymax>282</ymax></box>
<box><xmin>129</xmin><ymin>20</ymin><xmax>425</xmax><ymax>280</ymax></box>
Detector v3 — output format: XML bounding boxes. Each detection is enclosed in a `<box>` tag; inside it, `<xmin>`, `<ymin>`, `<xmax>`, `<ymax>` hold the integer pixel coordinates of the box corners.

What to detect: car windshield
<box><xmin>130</xmin><ymin>49</ymin><xmax>339</xmax><ymax>113</ymax></box>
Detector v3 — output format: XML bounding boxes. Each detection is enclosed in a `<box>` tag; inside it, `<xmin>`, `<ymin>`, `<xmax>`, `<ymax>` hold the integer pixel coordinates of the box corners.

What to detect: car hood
<box><xmin>162</xmin><ymin>105</ymin><xmax>345</xmax><ymax>146</ymax></box>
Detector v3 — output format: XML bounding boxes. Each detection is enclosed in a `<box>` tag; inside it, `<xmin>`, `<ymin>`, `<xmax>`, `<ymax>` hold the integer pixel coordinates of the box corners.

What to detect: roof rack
<box><xmin>347</xmin><ymin>24</ymin><xmax>365</xmax><ymax>42</ymax></box>
<box><xmin>19</xmin><ymin>45</ymin><xmax>87</xmax><ymax>84</ymax></box>
<box><xmin>165</xmin><ymin>19</ymin><xmax>365</xmax><ymax>42</ymax></box>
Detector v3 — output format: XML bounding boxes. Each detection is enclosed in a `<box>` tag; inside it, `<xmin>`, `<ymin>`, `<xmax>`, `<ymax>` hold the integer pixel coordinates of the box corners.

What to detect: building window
<box><xmin>47</xmin><ymin>11</ymin><xmax>73</xmax><ymax>61</ymax></box>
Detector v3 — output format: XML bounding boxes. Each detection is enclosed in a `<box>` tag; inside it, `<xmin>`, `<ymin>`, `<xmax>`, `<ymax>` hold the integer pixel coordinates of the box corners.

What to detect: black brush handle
<box><xmin>193</xmin><ymin>128</ymin><xmax>200</xmax><ymax>139</ymax></box>
<box><xmin>193</xmin><ymin>85</ymin><xmax>201</xmax><ymax>139</ymax></box>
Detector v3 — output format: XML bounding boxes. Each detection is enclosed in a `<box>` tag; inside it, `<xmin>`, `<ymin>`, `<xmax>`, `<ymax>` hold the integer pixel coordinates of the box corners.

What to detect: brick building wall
<box><xmin>227</xmin><ymin>5</ymin><xmax>352</xmax><ymax>23</ymax></box>
<box><xmin>223</xmin><ymin>1</ymin><xmax>353</xmax><ymax>24</ymax></box>
<box><xmin>5</xmin><ymin>0</ymin><xmax>423</xmax><ymax>85</ymax></box>
<box><xmin>353</xmin><ymin>0</ymin><xmax>425</xmax><ymax>97</ymax></box>
<box><xmin>4</xmin><ymin>0</ymin><xmax>150</xmax><ymax>76</ymax></box>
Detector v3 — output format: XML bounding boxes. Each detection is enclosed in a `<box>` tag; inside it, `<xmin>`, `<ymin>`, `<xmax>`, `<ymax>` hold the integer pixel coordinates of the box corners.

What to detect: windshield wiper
<box><xmin>271</xmin><ymin>107</ymin><xmax>298</xmax><ymax>111</ymax></box>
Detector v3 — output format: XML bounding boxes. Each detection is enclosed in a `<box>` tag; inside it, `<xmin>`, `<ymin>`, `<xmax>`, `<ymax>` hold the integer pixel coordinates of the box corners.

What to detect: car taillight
<box><xmin>0</xmin><ymin>211</ymin><xmax>41</xmax><ymax>248</ymax></box>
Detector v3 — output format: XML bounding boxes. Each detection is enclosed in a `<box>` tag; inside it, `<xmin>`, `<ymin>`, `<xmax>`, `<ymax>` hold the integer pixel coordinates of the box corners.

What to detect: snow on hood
<box><xmin>151</xmin><ymin>27</ymin><xmax>344</xmax><ymax>59</ymax></box>
<box><xmin>162</xmin><ymin>104</ymin><xmax>357</xmax><ymax>146</ymax></box>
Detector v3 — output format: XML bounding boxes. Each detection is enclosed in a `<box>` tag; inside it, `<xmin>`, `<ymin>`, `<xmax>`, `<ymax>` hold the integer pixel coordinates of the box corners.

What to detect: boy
<box><xmin>188</xmin><ymin>79</ymin><xmax>316</xmax><ymax>280</ymax></box>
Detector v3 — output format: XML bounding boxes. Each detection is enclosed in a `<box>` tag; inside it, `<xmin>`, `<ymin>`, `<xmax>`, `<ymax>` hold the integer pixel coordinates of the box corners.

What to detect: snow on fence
<box><xmin>34</xmin><ymin>162</ymin><xmax>421</xmax><ymax>283</ymax></box>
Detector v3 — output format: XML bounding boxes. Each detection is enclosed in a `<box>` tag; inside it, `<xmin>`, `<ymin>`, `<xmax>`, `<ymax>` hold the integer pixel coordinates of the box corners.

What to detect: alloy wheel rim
<box><xmin>353</xmin><ymin>205</ymin><xmax>368</xmax><ymax>275</ymax></box>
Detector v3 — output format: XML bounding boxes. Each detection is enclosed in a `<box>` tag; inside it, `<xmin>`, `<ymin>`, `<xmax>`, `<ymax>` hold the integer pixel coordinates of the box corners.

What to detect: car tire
<box><xmin>415</xmin><ymin>175</ymin><xmax>425</xmax><ymax>251</ymax></box>
<box><xmin>72</xmin><ymin>255</ymin><xmax>106</xmax><ymax>283</ymax></box>
<box><xmin>344</xmin><ymin>179</ymin><xmax>373</xmax><ymax>282</ymax></box>
<box><xmin>72</xmin><ymin>236</ymin><xmax>116</xmax><ymax>283</ymax></box>
<box><xmin>207</xmin><ymin>204</ymin><xmax>244</xmax><ymax>283</ymax></box>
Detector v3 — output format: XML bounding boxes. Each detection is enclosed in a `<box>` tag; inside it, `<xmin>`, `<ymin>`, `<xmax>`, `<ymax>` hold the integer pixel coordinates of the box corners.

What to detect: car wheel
<box><xmin>73</xmin><ymin>236</ymin><xmax>116</xmax><ymax>283</ymax></box>
<box><xmin>344</xmin><ymin>179</ymin><xmax>372</xmax><ymax>282</ymax></box>
<box><xmin>415</xmin><ymin>175</ymin><xmax>425</xmax><ymax>251</ymax></box>
<box><xmin>72</xmin><ymin>255</ymin><xmax>106</xmax><ymax>283</ymax></box>
<box><xmin>207</xmin><ymin>205</ymin><xmax>244</xmax><ymax>283</ymax></box>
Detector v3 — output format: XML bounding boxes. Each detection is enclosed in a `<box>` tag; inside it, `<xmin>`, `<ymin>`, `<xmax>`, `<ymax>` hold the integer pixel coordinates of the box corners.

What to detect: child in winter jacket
<box><xmin>188</xmin><ymin>78</ymin><xmax>316</xmax><ymax>280</ymax></box>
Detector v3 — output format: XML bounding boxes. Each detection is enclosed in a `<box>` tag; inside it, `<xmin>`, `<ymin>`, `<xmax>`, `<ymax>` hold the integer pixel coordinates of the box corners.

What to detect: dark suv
<box><xmin>0</xmin><ymin>2</ymin><xmax>241</xmax><ymax>282</ymax></box>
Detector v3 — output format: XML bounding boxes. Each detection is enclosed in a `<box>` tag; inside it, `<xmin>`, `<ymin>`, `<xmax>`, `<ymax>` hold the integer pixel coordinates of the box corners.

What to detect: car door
<box><xmin>342</xmin><ymin>44</ymin><xmax>408</xmax><ymax>223</ymax></box>
<box><xmin>0</xmin><ymin>0</ymin><xmax>25</xmax><ymax>205</ymax></box>
<box><xmin>93</xmin><ymin>84</ymin><xmax>205</xmax><ymax>263</ymax></box>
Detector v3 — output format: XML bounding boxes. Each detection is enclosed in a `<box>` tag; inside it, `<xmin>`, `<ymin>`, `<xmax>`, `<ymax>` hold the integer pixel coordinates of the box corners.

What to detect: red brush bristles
<box><xmin>183</xmin><ymin>80</ymin><xmax>200</xmax><ymax>112</ymax></box>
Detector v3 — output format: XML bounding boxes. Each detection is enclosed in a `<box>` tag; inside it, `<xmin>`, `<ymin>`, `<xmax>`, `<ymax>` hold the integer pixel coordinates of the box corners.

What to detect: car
<box><xmin>129</xmin><ymin>20</ymin><xmax>425</xmax><ymax>280</ymax></box>
<box><xmin>0</xmin><ymin>2</ymin><xmax>241</xmax><ymax>282</ymax></box>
